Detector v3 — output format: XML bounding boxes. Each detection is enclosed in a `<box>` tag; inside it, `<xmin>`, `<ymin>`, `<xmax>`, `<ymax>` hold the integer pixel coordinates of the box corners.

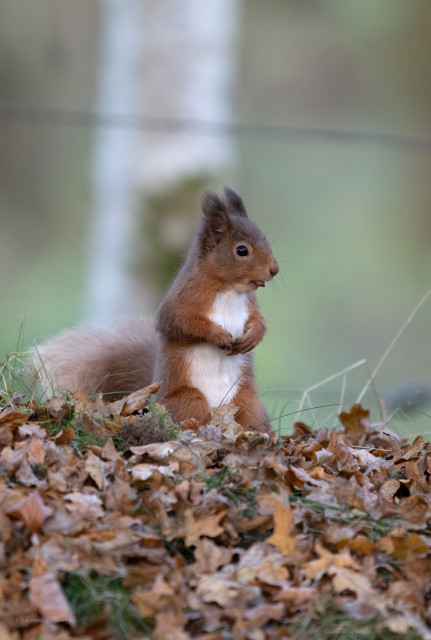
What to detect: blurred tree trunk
<box><xmin>84</xmin><ymin>0</ymin><xmax>240</xmax><ymax>323</ymax></box>
<box><xmin>84</xmin><ymin>0</ymin><xmax>145</xmax><ymax>323</ymax></box>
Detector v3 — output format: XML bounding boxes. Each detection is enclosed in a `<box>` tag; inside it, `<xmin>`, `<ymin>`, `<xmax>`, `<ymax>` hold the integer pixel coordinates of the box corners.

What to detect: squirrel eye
<box><xmin>236</xmin><ymin>245</ymin><xmax>249</xmax><ymax>257</ymax></box>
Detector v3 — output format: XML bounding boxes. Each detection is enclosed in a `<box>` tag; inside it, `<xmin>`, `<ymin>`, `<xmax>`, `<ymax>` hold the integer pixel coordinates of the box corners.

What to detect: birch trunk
<box><xmin>84</xmin><ymin>0</ymin><xmax>240</xmax><ymax>323</ymax></box>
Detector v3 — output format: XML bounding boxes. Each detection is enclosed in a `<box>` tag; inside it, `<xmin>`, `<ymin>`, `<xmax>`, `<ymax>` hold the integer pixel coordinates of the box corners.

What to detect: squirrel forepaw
<box><xmin>230</xmin><ymin>322</ymin><xmax>265</xmax><ymax>355</ymax></box>
<box><xmin>213</xmin><ymin>329</ymin><xmax>233</xmax><ymax>352</ymax></box>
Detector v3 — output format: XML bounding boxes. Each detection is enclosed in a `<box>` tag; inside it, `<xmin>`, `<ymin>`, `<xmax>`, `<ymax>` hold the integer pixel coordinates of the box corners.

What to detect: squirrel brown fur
<box><xmin>35</xmin><ymin>187</ymin><xmax>279</xmax><ymax>432</ymax></box>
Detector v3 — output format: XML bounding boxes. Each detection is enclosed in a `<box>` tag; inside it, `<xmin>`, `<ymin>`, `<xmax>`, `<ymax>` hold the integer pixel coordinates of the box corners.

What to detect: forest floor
<box><xmin>1</xmin><ymin>371</ymin><xmax>431</xmax><ymax>640</ymax></box>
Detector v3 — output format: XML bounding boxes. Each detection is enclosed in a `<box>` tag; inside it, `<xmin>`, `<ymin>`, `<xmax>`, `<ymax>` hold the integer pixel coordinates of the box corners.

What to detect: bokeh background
<box><xmin>1</xmin><ymin>0</ymin><xmax>430</xmax><ymax>435</ymax></box>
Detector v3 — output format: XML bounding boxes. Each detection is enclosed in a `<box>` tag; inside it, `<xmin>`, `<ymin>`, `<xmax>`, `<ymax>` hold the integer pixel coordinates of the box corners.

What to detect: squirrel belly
<box><xmin>188</xmin><ymin>289</ymin><xmax>248</xmax><ymax>407</ymax></box>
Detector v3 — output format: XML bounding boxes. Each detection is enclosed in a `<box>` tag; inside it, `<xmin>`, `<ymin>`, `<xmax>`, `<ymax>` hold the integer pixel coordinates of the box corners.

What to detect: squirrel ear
<box><xmin>224</xmin><ymin>186</ymin><xmax>248</xmax><ymax>218</ymax></box>
<box><xmin>201</xmin><ymin>191</ymin><xmax>230</xmax><ymax>247</ymax></box>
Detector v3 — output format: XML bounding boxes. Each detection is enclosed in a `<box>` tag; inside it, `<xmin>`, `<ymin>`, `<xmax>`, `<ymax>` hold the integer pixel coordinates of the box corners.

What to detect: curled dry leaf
<box><xmin>105</xmin><ymin>382</ymin><xmax>162</xmax><ymax>419</ymax></box>
<box><xmin>120</xmin><ymin>381</ymin><xmax>162</xmax><ymax>416</ymax></box>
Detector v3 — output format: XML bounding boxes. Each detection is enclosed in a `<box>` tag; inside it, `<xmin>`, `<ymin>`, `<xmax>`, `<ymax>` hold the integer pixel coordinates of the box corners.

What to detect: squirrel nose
<box><xmin>269</xmin><ymin>262</ymin><xmax>279</xmax><ymax>278</ymax></box>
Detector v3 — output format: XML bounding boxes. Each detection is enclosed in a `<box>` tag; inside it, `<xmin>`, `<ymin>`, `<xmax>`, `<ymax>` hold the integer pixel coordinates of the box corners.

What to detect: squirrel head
<box><xmin>199</xmin><ymin>187</ymin><xmax>279</xmax><ymax>294</ymax></box>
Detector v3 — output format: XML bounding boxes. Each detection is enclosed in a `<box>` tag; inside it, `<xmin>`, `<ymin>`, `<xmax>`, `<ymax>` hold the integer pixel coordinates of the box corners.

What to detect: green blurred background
<box><xmin>1</xmin><ymin>0</ymin><xmax>430</xmax><ymax>435</ymax></box>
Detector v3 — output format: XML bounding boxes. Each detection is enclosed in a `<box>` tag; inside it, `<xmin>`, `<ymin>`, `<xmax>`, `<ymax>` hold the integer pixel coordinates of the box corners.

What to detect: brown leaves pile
<box><xmin>1</xmin><ymin>395</ymin><xmax>431</xmax><ymax>639</ymax></box>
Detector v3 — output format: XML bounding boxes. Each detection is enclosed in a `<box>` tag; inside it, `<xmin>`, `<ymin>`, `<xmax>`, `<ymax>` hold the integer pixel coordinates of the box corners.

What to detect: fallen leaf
<box><xmin>5</xmin><ymin>490</ymin><xmax>53</xmax><ymax>533</ymax></box>
<box><xmin>380</xmin><ymin>478</ymin><xmax>401</xmax><ymax>502</ymax></box>
<box><xmin>29</xmin><ymin>571</ymin><xmax>76</xmax><ymax>626</ymax></box>
<box><xmin>0</xmin><ymin>409</ymin><xmax>28</xmax><ymax>431</ymax></box>
<box><xmin>54</xmin><ymin>426</ymin><xmax>76</xmax><ymax>445</ymax></box>
<box><xmin>338</xmin><ymin>404</ymin><xmax>369</xmax><ymax>445</ymax></box>
<box><xmin>64</xmin><ymin>492</ymin><xmax>104</xmax><ymax>519</ymax></box>
<box><xmin>193</xmin><ymin>537</ymin><xmax>233</xmax><ymax>574</ymax></box>
<box><xmin>120</xmin><ymin>382</ymin><xmax>162</xmax><ymax>416</ymax></box>
<box><xmin>84</xmin><ymin>450</ymin><xmax>106</xmax><ymax>490</ymax></box>
<box><xmin>196</xmin><ymin>575</ymin><xmax>259</xmax><ymax>607</ymax></box>
<box><xmin>266</xmin><ymin>497</ymin><xmax>298</xmax><ymax>555</ymax></box>
<box><xmin>378</xmin><ymin>531</ymin><xmax>428</xmax><ymax>560</ymax></box>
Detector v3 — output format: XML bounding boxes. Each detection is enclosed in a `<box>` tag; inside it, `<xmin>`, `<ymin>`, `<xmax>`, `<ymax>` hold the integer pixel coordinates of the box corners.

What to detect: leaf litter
<box><xmin>1</xmin><ymin>389</ymin><xmax>431</xmax><ymax>639</ymax></box>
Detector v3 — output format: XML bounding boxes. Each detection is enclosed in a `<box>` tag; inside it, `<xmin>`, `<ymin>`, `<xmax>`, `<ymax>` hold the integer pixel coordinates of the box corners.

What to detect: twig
<box><xmin>294</xmin><ymin>359</ymin><xmax>366</xmax><ymax>424</ymax></box>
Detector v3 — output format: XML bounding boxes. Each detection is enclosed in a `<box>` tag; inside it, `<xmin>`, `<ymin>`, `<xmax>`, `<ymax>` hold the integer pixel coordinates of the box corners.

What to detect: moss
<box><xmin>118</xmin><ymin>401</ymin><xmax>180</xmax><ymax>448</ymax></box>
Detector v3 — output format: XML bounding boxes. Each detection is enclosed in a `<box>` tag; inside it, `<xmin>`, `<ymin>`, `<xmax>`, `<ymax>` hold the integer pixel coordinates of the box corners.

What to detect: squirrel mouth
<box><xmin>251</xmin><ymin>280</ymin><xmax>266</xmax><ymax>289</ymax></box>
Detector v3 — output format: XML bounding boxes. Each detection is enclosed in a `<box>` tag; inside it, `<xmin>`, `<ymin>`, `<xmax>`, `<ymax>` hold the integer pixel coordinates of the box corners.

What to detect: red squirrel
<box><xmin>36</xmin><ymin>187</ymin><xmax>279</xmax><ymax>431</ymax></box>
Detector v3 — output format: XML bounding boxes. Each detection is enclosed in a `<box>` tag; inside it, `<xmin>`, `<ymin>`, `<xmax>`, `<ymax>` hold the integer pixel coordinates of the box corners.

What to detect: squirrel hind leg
<box><xmin>164</xmin><ymin>387</ymin><xmax>211</xmax><ymax>428</ymax></box>
<box><xmin>233</xmin><ymin>384</ymin><xmax>273</xmax><ymax>434</ymax></box>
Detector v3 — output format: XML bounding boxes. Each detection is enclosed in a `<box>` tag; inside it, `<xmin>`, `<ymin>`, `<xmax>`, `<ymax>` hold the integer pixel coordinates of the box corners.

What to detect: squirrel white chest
<box><xmin>209</xmin><ymin>289</ymin><xmax>248</xmax><ymax>339</ymax></box>
<box><xmin>189</xmin><ymin>290</ymin><xmax>249</xmax><ymax>408</ymax></box>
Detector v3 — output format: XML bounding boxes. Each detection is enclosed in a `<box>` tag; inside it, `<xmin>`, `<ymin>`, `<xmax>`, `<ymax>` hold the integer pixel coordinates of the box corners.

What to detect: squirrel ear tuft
<box><xmin>202</xmin><ymin>191</ymin><xmax>226</xmax><ymax>218</ymax></box>
<box><xmin>224</xmin><ymin>186</ymin><xmax>248</xmax><ymax>218</ymax></box>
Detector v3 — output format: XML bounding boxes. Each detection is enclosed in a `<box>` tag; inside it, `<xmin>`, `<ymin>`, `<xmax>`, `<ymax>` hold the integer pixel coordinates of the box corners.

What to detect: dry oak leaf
<box><xmin>377</xmin><ymin>494</ymin><xmax>430</xmax><ymax>527</ymax></box>
<box><xmin>18</xmin><ymin>422</ymin><xmax>47</xmax><ymax>439</ymax></box>
<box><xmin>42</xmin><ymin>500</ymin><xmax>87</xmax><ymax>536</ymax></box>
<box><xmin>378</xmin><ymin>531</ymin><xmax>428</xmax><ymax>560</ymax></box>
<box><xmin>54</xmin><ymin>426</ymin><xmax>76</xmax><ymax>445</ymax></box>
<box><xmin>63</xmin><ymin>492</ymin><xmax>104</xmax><ymax>519</ymax></box>
<box><xmin>84</xmin><ymin>450</ymin><xmax>107</xmax><ymax>490</ymax></box>
<box><xmin>5</xmin><ymin>489</ymin><xmax>53</xmax><ymax>533</ymax></box>
<box><xmin>0</xmin><ymin>408</ymin><xmax>28</xmax><ymax>431</ymax></box>
<box><xmin>257</xmin><ymin>559</ymin><xmax>289</xmax><ymax>584</ymax></box>
<box><xmin>394</xmin><ymin>435</ymin><xmax>425</xmax><ymax>463</ymax></box>
<box><xmin>0</xmin><ymin>436</ymin><xmax>45</xmax><ymax>474</ymax></box>
<box><xmin>196</xmin><ymin>575</ymin><xmax>260</xmax><ymax>607</ymax></box>
<box><xmin>131</xmin><ymin>440</ymin><xmax>217</xmax><ymax>475</ymax></box>
<box><xmin>132</xmin><ymin>576</ymin><xmax>179</xmax><ymax>619</ymax></box>
<box><xmin>193</xmin><ymin>537</ymin><xmax>233</xmax><ymax>574</ymax></box>
<box><xmin>100</xmin><ymin>436</ymin><xmax>120</xmax><ymax>461</ymax></box>
<box><xmin>326</xmin><ymin>429</ymin><xmax>359</xmax><ymax>471</ymax></box>
<box><xmin>349</xmin><ymin>535</ymin><xmax>377</xmax><ymax>555</ymax></box>
<box><xmin>339</xmin><ymin>404</ymin><xmax>370</xmax><ymax>445</ymax></box>
<box><xmin>130</xmin><ymin>441</ymin><xmax>179</xmax><ymax>460</ymax></box>
<box><xmin>236</xmin><ymin>542</ymin><xmax>281</xmax><ymax>583</ymax></box>
<box><xmin>272</xmin><ymin>585</ymin><xmax>316</xmax><ymax>612</ymax></box>
<box><xmin>380</xmin><ymin>478</ymin><xmax>401</xmax><ymax>502</ymax></box>
<box><xmin>153</xmin><ymin>609</ymin><xmax>189</xmax><ymax>640</ymax></box>
<box><xmin>404</xmin><ymin>459</ymin><xmax>431</xmax><ymax>495</ymax></box>
<box><xmin>105</xmin><ymin>381</ymin><xmax>162</xmax><ymax>419</ymax></box>
<box><xmin>289</xmin><ymin>465</ymin><xmax>330</xmax><ymax>490</ymax></box>
<box><xmin>130</xmin><ymin>461</ymin><xmax>179</xmax><ymax>483</ymax></box>
<box><xmin>165</xmin><ymin>507</ymin><xmax>226</xmax><ymax>547</ymax></box>
<box><xmin>235</xmin><ymin>603</ymin><xmax>285</xmax><ymax>632</ymax></box>
<box><xmin>15</xmin><ymin>459</ymin><xmax>46</xmax><ymax>488</ymax></box>
<box><xmin>329</xmin><ymin>565</ymin><xmax>374</xmax><ymax>598</ymax></box>
<box><xmin>120</xmin><ymin>381</ymin><xmax>162</xmax><ymax>416</ymax></box>
<box><xmin>304</xmin><ymin>539</ymin><xmax>360</xmax><ymax>581</ymax></box>
<box><xmin>266</xmin><ymin>496</ymin><xmax>298</xmax><ymax>555</ymax></box>
<box><xmin>29</xmin><ymin>571</ymin><xmax>76</xmax><ymax>626</ymax></box>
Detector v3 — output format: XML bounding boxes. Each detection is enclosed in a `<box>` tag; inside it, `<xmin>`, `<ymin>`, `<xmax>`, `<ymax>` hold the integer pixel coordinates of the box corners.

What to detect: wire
<box><xmin>1</xmin><ymin>100</ymin><xmax>431</xmax><ymax>150</ymax></box>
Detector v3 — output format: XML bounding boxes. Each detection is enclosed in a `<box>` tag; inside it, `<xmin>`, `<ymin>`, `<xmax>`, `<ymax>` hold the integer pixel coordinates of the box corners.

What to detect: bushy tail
<box><xmin>33</xmin><ymin>317</ymin><xmax>158</xmax><ymax>399</ymax></box>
